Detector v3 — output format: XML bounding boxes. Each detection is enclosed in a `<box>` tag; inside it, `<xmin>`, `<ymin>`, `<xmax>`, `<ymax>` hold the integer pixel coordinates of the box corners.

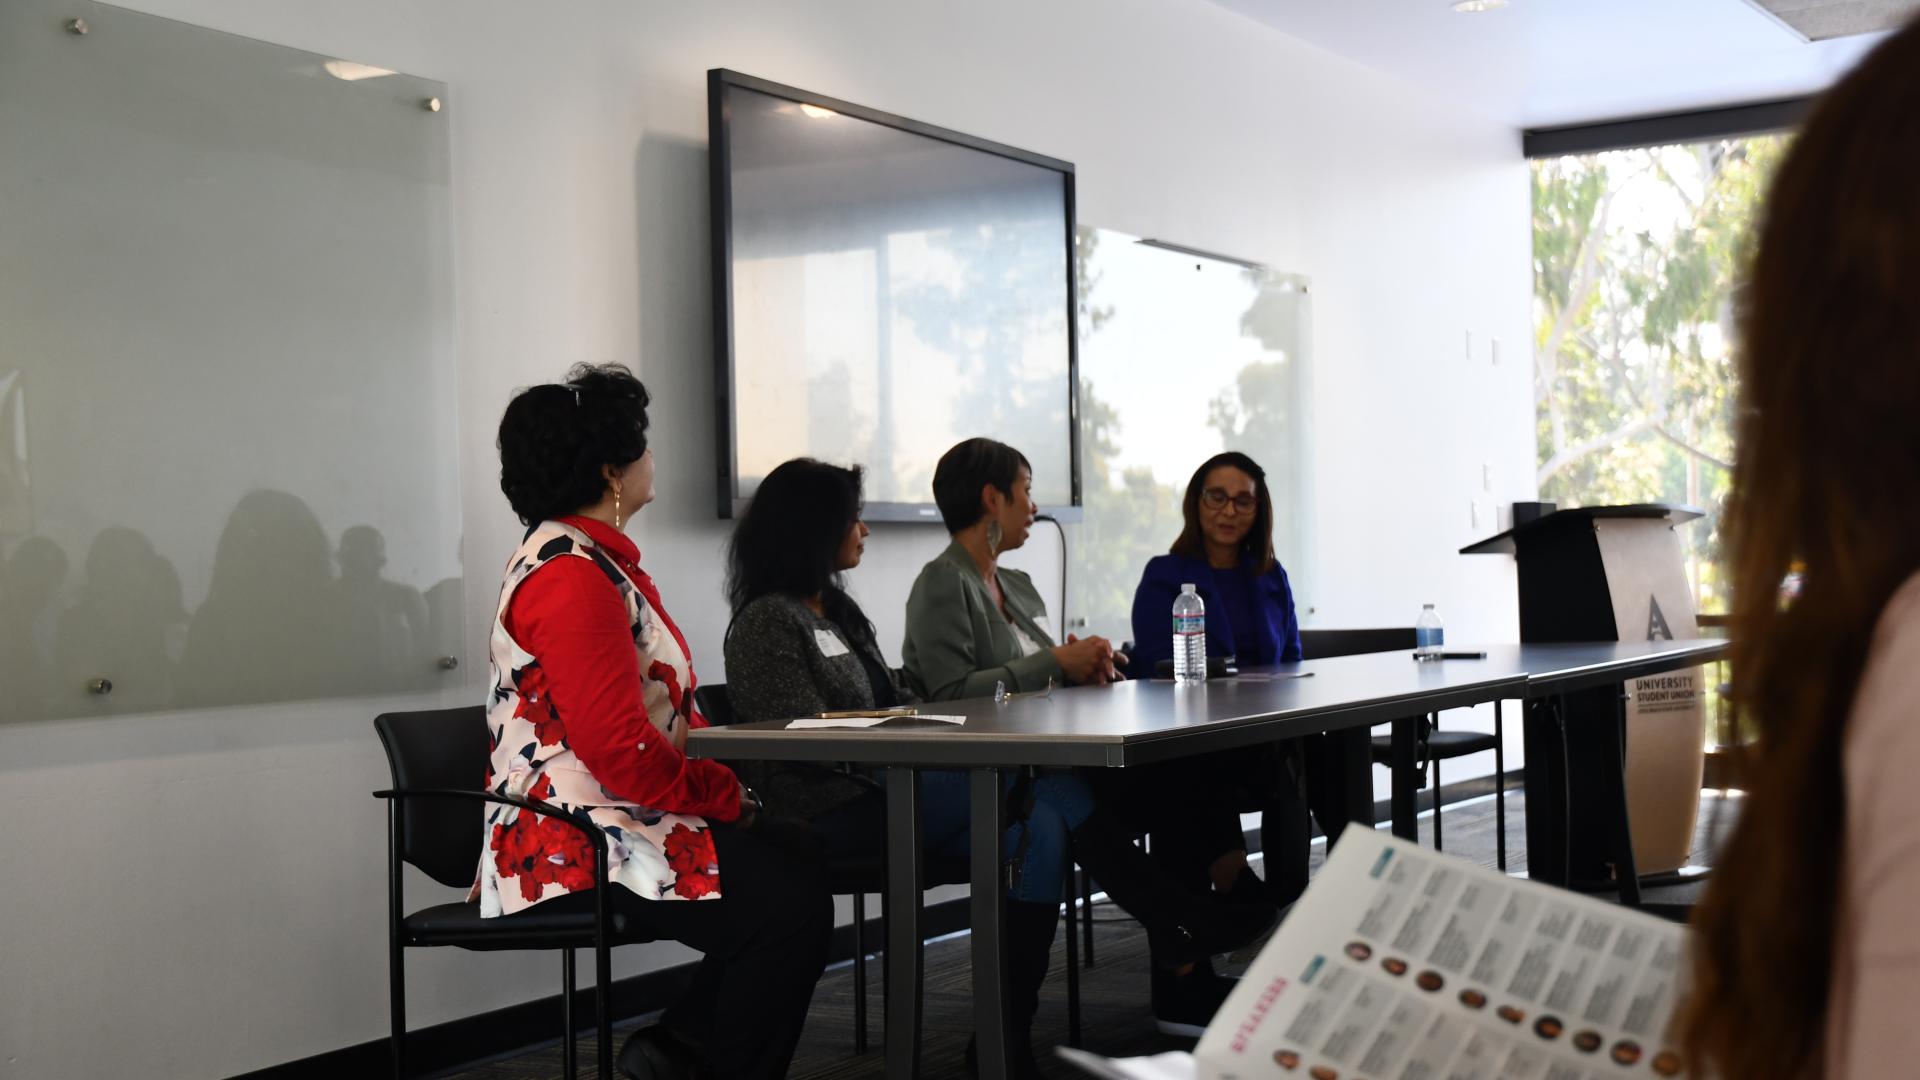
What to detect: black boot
<box><xmin>1150</xmin><ymin>957</ymin><xmax>1239</xmax><ymax>1038</ymax></box>
<box><xmin>1070</xmin><ymin>809</ymin><xmax>1277</xmax><ymax>970</ymax></box>
<box><xmin>618</xmin><ymin>1023</ymin><xmax>708</xmax><ymax>1080</ymax></box>
<box><xmin>1260</xmin><ymin>785</ymin><xmax>1314</xmax><ymax>910</ymax></box>
<box><xmin>965</xmin><ymin>899</ymin><xmax>1058</xmax><ymax>1079</ymax></box>
<box><xmin>1007</xmin><ymin>899</ymin><xmax>1060</xmax><ymax>1076</ymax></box>
<box><xmin>1225</xmin><ymin>864</ymin><xmax>1285</xmax><ymax>910</ymax></box>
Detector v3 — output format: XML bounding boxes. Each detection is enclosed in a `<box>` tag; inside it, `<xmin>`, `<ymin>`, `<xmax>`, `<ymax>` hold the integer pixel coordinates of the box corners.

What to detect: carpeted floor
<box><xmin>439</xmin><ymin>788</ymin><xmax>1740</xmax><ymax>1079</ymax></box>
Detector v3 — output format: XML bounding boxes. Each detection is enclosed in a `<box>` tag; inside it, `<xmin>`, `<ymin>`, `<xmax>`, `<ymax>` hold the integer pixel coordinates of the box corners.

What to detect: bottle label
<box><xmin>1174</xmin><ymin>615</ymin><xmax>1206</xmax><ymax>635</ymax></box>
<box><xmin>1416</xmin><ymin>627</ymin><xmax>1444</xmax><ymax>649</ymax></box>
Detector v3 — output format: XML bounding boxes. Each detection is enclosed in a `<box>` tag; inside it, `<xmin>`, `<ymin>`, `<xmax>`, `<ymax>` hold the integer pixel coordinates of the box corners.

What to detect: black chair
<box><xmin>374</xmin><ymin>705</ymin><xmax>657</xmax><ymax>1080</ymax></box>
<box><xmin>692</xmin><ymin>682</ymin><xmax>1083</xmax><ymax>1050</ymax></box>
<box><xmin>1298</xmin><ymin>627</ymin><xmax>1419</xmax><ymax>660</ymax></box>
<box><xmin>1298</xmin><ymin>629</ymin><xmax>1508</xmax><ymax>871</ymax></box>
<box><xmin>1370</xmin><ymin>713</ymin><xmax>1505</xmax><ymax>867</ymax></box>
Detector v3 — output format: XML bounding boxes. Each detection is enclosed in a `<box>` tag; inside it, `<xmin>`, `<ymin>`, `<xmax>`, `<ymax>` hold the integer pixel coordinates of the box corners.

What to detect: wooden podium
<box><xmin>1463</xmin><ymin>504</ymin><xmax>1708</xmax><ymax>890</ymax></box>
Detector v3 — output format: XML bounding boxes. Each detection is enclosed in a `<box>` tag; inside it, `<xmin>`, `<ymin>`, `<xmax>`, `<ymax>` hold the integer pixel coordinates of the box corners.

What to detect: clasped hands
<box><xmin>1051</xmin><ymin>633</ymin><xmax>1127</xmax><ymax>686</ymax></box>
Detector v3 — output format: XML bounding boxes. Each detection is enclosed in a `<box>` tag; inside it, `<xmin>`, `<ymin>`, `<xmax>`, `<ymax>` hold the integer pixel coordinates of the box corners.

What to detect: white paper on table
<box><xmin>1193</xmin><ymin>834</ymin><xmax>1695</xmax><ymax>1079</ymax></box>
<box><xmin>783</xmin><ymin>714</ymin><xmax>967</xmax><ymax>730</ymax></box>
<box><xmin>1056</xmin><ymin>1047</ymin><xmax>1196</xmax><ymax>1079</ymax></box>
<box><xmin>1149</xmin><ymin>673</ymin><xmax>1315</xmax><ymax>683</ymax></box>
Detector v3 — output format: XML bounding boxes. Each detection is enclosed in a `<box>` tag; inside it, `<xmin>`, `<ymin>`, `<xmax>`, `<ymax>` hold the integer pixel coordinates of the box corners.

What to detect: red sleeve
<box><xmin>505</xmin><ymin>557</ymin><xmax>740</xmax><ymax>820</ymax></box>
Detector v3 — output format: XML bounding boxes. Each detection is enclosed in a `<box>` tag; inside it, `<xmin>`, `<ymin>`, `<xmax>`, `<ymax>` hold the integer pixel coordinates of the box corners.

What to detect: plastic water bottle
<box><xmin>1414</xmin><ymin>603</ymin><xmax>1445</xmax><ymax>661</ymax></box>
<box><xmin>1173</xmin><ymin>583</ymin><xmax>1207</xmax><ymax>684</ymax></box>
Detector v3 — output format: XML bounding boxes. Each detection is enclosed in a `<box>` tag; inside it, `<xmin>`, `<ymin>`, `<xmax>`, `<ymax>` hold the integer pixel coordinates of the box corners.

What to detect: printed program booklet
<box><xmin>1065</xmin><ymin>833</ymin><xmax>1692</xmax><ymax>1080</ymax></box>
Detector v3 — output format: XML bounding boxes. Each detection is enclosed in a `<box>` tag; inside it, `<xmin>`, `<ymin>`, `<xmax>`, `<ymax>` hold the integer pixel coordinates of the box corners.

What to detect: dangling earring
<box><xmin>613</xmin><ymin>486</ymin><xmax>623</xmax><ymax>530</ymax></box>
<box><xmin>985</xmin><ymin>519</ymin><xmax>1003</xmax><ymax>555</ymax></box>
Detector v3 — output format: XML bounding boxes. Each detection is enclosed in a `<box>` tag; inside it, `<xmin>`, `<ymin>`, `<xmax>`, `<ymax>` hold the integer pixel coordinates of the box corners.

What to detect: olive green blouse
<box><xmin>902</xmin><ymin>540</ymin><xmax>1063</xmax><ymax>701</ymax></box>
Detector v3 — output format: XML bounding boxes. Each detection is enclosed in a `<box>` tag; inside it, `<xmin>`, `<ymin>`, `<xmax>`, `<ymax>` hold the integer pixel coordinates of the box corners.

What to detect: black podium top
<box><xmin>1459</xmin><ymin>503</ymin><xmax>1703</xmax><ymax>556</ymax></box>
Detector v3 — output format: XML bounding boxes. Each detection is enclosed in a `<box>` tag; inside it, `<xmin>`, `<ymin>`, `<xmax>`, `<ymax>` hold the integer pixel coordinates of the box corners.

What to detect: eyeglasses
<box><xmin>1201</xmin><ymin>488</ymin><xmax>1257</xmax><ymax>513</ymax></box>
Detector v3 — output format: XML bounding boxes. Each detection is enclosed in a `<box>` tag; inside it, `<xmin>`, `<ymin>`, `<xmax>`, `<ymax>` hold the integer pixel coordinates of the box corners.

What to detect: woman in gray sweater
<box><xmin>724</xmin><ymin>458</ymin><xmax>1272</xmax><ymax>1073</ymax></box>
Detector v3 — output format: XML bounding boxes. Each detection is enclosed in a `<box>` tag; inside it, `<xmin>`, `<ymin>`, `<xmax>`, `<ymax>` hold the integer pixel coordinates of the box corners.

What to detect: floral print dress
<box><xmin>475</xmin><ymin>519</ymin><xmax>726</xmax><ymax>916</ymax></box>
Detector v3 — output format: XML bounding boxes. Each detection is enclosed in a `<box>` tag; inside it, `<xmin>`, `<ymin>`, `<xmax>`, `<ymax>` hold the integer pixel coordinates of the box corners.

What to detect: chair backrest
<box><xmin>373</xmin><ymin>705</ymin><xmax>491</xmax><ymax>889</ymax></box>
<box><xmin>693</xmin><ymin>682</ymin><xmax>737</xmax><ymax>726</ymax></box>
<box><xmin>1299</xmin><ymin>627</ymin><xmax>1418</xmax><ymax>661</ymax></box>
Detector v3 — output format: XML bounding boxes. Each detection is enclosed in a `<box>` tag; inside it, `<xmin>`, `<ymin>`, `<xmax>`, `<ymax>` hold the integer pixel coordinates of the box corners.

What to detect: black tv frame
<box><xmin>707</xmin><ymin>68</ymin><xmax>1083</xmax><ymax>522</ymax></box>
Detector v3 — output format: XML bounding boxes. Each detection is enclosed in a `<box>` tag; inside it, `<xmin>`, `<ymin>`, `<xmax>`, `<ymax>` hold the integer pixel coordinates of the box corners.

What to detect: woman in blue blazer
<box><xmin>1124</xmin><ymin>451</ymin><xmax>1323</xmax><ymax>911</ymax></box>
<box><xmin>1129</xmin><ymin>452</ymin><xmax>1301</xmax><ymax>673</ymax></box>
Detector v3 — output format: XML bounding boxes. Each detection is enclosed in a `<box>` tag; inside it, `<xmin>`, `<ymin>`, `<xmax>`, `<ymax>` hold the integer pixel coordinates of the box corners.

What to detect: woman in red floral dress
<box><xmin>481</xmin><ymin>364</ymin><xmax>829</xmax><ymax>1079</ymax></box>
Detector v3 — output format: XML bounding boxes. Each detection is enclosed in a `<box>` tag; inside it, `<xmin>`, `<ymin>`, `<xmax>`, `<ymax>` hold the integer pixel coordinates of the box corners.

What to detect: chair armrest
<box><xmin>372</xmin><ymin>787</ymin><xmax>609</xmax><ymax>857</ymax></box>
<box><xmin>373</xmin><ymin>787</ymin><xmax>627</xmax><ymax>949</ymax></box>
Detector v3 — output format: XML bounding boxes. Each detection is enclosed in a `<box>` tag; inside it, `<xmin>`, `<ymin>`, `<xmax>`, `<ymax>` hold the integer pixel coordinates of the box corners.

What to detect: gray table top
<box><xmin>1502</xmin><ymin>638</ymin><xmax>1727</xmax><ymax>694</ymax></box>
<box><xmin>687</xmin><ymin>638</ymin><xmax>1727</xmax><ymax>769</ymax></box>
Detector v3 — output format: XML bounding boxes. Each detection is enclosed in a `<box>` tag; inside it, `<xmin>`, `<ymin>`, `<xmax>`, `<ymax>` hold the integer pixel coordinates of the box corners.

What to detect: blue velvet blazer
<box><xmin>1128</xmin><ymin>552</ymin><xmax>1302</xmax><ymax>673</ymax></box>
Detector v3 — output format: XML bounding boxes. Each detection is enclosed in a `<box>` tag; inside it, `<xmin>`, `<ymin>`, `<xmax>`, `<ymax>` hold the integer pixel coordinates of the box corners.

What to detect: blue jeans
<box><xmin>813</xmin><ymin>769</ymin><xmax>1095</xmax><ymax>903</ymax></box>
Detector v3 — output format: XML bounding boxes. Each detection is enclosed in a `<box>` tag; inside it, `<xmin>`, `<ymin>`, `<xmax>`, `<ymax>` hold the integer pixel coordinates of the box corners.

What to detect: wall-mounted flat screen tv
<box><xmin>708</xmin><ymin>69</ymin><xmax>1080</xmax><ymax>521</ymax></box>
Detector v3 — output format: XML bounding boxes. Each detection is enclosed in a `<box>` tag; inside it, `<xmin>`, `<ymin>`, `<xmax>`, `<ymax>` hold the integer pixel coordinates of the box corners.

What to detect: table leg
<box><xmin>1609</xmin><ymin>687</ymin><xmax>1642</xmax><ymax>906</ymax></box>
<box><xmin>885</xmin><ymin>767</ymin><xmax>924</xmax><ymax>1079</ymax></box>
<box><xmin>1391</xmin><ymin>716</ymin><xmax>1420</xmax><ymax>841</ymax></box>
<box><xmin>1522</xmin><ymin>694</ymin><xmax>1572</xmax><ymax>888</ymax></box>
<box><xmin>1494</xmin><ymin>700</ymin><xmax>1507</xmax><ymax>873</ymax></box>
<box><xmin>971</xmin><ymin>767</ymin><xmax>1010</xmax><ymax>1080</ymax></box>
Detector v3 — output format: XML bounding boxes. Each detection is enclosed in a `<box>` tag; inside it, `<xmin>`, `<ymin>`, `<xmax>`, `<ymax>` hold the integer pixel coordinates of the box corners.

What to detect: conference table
<box><xmin>687</xmin><ymin>637</ymin><xmax>1726</xmax><ymax>1080</ymax></box>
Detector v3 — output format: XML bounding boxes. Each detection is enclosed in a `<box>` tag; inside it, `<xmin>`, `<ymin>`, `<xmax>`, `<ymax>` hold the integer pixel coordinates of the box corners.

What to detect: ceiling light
<box><xmin>799</xmin><ymin>104</ymin><xmax>838</xmax><ymax>119</ymax></box>
<box><xmin>1451</xmin><ymin>0</ymin><xmax>1508</xmax><ymax>11</ymax></box>
<box><xmin>324</xmin><ymin>60</ymin><xmax>397</xmax><ymax>81</ymax></box>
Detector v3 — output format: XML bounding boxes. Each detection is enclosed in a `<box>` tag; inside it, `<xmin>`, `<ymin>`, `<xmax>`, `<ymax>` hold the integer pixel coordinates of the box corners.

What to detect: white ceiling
<box><xmin>1204</xmin><ymin>0</ymin><xmax>1898</xmax><ymax>128</ymax></box>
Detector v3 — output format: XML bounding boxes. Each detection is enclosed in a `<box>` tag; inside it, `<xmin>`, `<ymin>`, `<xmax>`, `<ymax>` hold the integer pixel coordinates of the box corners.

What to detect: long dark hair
<box><xmin>1681</xmin><ymin>18</ymin><xmax>1920</xmax><ymax>1079</ymax></box>
<box><xmin>1169</xmin><ymin>451</ymin><xmax>1276</xmax><ymax>573</ymax></box>
<box><xmin>726</xmin><ymin>458</ymin><xmax>876</xmax><ymax>647</ymax></box>
<box><xmin>497</xmin><ymin>364</ymin><xmax>651</xmax><ymax>526</ymax></box>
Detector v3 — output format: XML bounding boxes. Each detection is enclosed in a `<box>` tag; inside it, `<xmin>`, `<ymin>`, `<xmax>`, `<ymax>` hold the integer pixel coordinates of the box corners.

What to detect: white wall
<box><xmin>0</xmin><ymin>1</ymin><xmax>1534</xmax><ymax>1076</ymax></box>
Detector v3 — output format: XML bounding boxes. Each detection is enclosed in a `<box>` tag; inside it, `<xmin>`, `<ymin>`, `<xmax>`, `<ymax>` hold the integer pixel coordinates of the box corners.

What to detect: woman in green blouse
<box><xmin>902</xmin><ymin>438</ymin><xmax>1277</xmax><ymax>1037</ymax></box>
<box><xmin>902</xmin><ymin>439</ymin><xmax>1120</xmax><ymax>698</ymax></box>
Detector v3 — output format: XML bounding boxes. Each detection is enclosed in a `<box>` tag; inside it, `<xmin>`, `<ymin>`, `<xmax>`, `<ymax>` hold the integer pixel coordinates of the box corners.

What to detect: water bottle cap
<box><xmin>1181</xmin><ymin>583</ymin><xmax>1196</xmax><ymax>592</ymax></box>
<box><xmin>1422</xmin><ymin>603</ymin><xmax>1435</xmax><ymax>609</ymax></box>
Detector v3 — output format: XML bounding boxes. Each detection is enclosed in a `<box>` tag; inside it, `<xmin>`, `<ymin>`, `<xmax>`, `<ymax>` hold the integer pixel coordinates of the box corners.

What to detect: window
<box><xmin>1532</xmin><ymin>135</ymin><xmax>1790</xmax><ymax>614</ymax></box>
<box><xmin>1068</xmin><ymin>227</ymin><xmax>1312</xmax><ymax>647</ymax></box>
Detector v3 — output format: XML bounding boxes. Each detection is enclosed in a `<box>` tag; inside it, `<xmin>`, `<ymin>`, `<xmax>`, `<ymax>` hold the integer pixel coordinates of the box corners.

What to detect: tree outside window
<box><xmin>1533</xmin><ymin>134</ymin><xmax>1788</xmax><ymax>615</ymax></box>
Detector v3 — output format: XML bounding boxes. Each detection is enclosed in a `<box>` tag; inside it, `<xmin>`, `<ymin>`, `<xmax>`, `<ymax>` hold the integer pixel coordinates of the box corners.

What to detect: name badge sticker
<box><xmin>815</xmin><ymin>628</ymin><xmax>849</xmax><ymax>658</ymax></box>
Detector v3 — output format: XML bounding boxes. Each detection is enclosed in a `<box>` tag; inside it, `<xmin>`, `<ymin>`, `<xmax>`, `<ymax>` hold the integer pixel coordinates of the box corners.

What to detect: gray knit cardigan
<box><xmin>720</xmin><ymin>592</ymin><xmax>921</xmax><ymax>822</ymax></box>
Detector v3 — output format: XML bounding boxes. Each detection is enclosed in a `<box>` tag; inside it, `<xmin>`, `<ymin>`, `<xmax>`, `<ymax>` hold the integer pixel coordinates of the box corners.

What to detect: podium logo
<box><xmin>1647</xmin><ymin>595</ymin><xmax>1674</xmax><ymax>641</ymax></box>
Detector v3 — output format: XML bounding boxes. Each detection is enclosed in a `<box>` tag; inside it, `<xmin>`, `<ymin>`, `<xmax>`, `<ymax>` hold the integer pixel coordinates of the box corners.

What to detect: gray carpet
<box><xmin>439</xmin><ymin>789</ymin><xmax>1739</xmax><ymax>1079</ymax></box>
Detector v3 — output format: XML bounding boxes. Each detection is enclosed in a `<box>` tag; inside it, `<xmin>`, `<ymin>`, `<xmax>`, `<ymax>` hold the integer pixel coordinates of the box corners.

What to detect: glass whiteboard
<box><xmin>0</xmin><ymin>0</ymin><xmax>462</xmax><ymax>721</ymax></box>
<box><xmin>1069</xmin><ymin>227</ymin><xmax>1314</xmax><ymax>646</ymax></box>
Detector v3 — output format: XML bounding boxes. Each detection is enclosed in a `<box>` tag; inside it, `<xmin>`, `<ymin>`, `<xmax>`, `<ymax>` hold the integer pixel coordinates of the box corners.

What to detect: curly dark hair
<box><xmin>931</xmin><ymin>438</ymin><xmax>1031</xmax><ymax>535</ymax></box>
<box><xmin>726</xmin><ymin>458</ymin><xmax>877</xmax><ymax>648</ymax></box>
<box><xmin>497</xmin><ymin>364</ymin><xmax>651</xmax><ymax>526</ymax></box>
